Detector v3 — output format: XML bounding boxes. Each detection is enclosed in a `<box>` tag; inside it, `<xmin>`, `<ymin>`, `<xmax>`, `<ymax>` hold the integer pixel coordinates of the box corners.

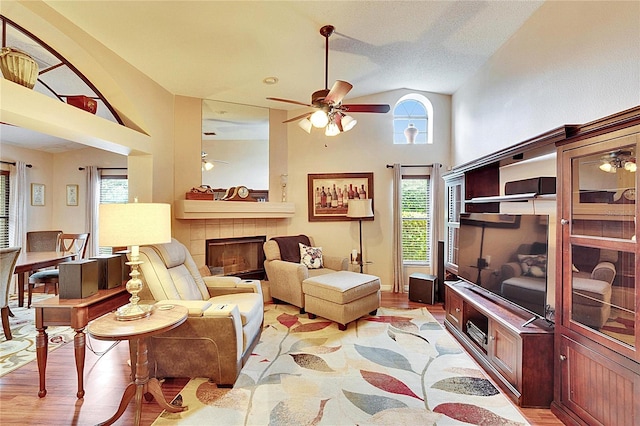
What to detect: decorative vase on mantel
<box><xmin>0</xmin><ymin>47</ymin><xmax>38</xmax><ymax>89</ymax></box>
<box><xmin>404</xmin><ymin>123</ymin><xmax>419</xmax><ymax>144</ymax></box>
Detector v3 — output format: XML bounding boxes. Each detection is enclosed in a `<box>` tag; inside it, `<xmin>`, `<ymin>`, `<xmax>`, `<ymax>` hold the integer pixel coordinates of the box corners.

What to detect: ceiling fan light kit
<box><xmin>267</xmin><ymin>25</ymin><xmax>390</xmax><ymax>137</ymax></box>
<box><xmin>598</xmin><ymin>150</ymin><xmax>636</xmax><ymax>173</ymax></box>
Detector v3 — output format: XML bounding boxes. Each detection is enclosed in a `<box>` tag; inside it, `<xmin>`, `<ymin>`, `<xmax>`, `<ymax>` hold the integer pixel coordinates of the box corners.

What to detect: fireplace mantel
<box><xmin>174</xmin><ymin>200</ymin><xmax>295</xmax><ymax>219</ymax></box>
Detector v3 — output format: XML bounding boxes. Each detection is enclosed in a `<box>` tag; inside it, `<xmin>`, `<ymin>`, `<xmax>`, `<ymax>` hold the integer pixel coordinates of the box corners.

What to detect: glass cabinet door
<box><xmin>445</xmin><ymin>175</ymin><xmax>463</xmax><ymax>272</ymax></box>
<box><xmin>564</xmin><ymin>136</ymin><xmax>637</xmax><ymax>356</ymax></box>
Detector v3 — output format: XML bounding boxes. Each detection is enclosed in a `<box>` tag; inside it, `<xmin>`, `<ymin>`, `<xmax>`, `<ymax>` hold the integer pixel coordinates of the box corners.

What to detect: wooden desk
<box><xmin>14</xmin><ymin>251</ymin><xmax>76</xmax><ymax>307</ymax></box>
<box><xmin>88</xmin><ymin>305</ymin><xmax>188</xmax><ymax>426</ymax></box>
<box><xmin>33</xmin><ymin>286</ymin><xmax>130</xmax><ymax>398</ymax></box>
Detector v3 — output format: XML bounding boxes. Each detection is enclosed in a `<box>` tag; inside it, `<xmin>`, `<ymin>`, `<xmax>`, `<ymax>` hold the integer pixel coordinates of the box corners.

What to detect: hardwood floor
<box><xmin>0</xmin><ymin>292</ymin><xmax>563</xmax><ymax>425</ymax></box>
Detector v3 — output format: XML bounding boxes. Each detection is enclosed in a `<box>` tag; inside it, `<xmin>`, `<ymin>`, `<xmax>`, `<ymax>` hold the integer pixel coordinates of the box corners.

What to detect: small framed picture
<box><xmin>66</xmin><ymin>184</ymin><xmax>79</xmax><ymax>206</ymax></box>
<box><xmin>31</xmin><ymin>183</ymin><xmax>45</xmax><ymax>206</ymax></box>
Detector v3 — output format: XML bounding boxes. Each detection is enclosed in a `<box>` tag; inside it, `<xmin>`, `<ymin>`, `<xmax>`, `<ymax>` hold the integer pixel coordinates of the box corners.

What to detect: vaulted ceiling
<box><xmin>3</xmin><ymin>1</ymin><xmax>544</xmax><ymax>151</ymax></box>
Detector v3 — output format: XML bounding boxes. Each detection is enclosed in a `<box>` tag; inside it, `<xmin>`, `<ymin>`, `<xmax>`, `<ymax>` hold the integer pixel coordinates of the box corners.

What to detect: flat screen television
<box><xmin>457</xmin><ymin>213</ymin><xmax>551</xmax><ymax>324</ymax></box>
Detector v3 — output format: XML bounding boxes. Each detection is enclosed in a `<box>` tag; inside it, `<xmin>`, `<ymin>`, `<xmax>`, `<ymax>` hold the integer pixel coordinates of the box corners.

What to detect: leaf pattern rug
<box><xmin>0</xmin><ymin>294</ymin><xmax>75</xmax><ymax>377</ymax></box>
<box><xmin>153</xmin><ymin>305</ymin><xmax>529</xmax><ymax>425</ymax></box>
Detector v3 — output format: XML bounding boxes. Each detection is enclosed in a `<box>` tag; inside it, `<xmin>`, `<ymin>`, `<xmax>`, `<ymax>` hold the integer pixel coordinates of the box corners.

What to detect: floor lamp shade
<box><xmin>346</xmin><ymin>198</ymin><xmax>374</xmax><ymax>219</ymax></box>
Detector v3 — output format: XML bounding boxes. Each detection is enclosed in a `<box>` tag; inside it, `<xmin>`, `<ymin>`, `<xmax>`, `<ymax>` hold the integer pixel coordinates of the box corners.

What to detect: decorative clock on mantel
<box><xmin>222</xmin><ymin>185</ymin><xmax>257</xmax><ymax>202</ymax></box>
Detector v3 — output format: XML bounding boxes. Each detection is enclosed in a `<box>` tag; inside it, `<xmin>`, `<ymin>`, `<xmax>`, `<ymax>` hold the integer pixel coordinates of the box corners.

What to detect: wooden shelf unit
<box><xmin>444</xmin><ymin>281</ymin><xmax>555</xmax><ymax>408</ymax></box>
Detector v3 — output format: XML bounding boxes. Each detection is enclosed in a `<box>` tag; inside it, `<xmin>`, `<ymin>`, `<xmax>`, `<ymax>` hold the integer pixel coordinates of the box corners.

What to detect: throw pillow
<box><xmin>518</xmin><ymin>254</ymin><xmax>547</xmax><ymax>278</ymax></box>
<box><xmin>299</xmin><ymin>243</ymin><xmax>323</xmax><ymax>269</ymax></box>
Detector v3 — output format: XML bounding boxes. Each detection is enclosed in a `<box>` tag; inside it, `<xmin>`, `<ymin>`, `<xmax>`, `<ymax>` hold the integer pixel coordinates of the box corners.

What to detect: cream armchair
<box><xmin>263</xmin><ymin>235</ymin><xmax>348</xmax><ymax>312</ymax></box>
<box><xmin>131</xmin><ymin>238</ymin><xmax>263</xmax><ymax>386</ymax></box>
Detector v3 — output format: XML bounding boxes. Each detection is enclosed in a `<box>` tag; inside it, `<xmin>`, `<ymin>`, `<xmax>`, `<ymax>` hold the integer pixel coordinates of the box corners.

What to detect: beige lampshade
<box><xmin>99</xmin><ymin>203</ymin><xmax>172</xmax><ymax>248</ymax></box>
<box><xmin>347</xmin><ymin>198</ymin><xmax>374</xmax><ymax>219</ymax></box>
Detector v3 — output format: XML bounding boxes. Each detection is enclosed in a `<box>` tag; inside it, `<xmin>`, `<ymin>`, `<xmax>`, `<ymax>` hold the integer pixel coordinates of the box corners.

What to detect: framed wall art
<box><xmin>307</xmin><ymin>172</ymin><xmax>374</xmax><ymax>222</ymax></box>
<box><xmin>66</xmin><ymin>184</ymin><xmax>79</xmax><ymax>206</ymax></box>
<box><xmin>31</xmin><ymin>183</ymin><xmax>45</xmax><ymax>206</ymax></box>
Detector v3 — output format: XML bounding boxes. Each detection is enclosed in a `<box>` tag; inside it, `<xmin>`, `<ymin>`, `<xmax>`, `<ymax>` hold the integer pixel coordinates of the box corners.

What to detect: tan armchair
<box><xmin>263</xmin><ymin>235</ymin><xmax>348</xmax><ymax>312</ymax></box>
<box><xmin>131</xmin><ymin>238</ymin><xmax>264</xmax><ymax>386</ymax></box>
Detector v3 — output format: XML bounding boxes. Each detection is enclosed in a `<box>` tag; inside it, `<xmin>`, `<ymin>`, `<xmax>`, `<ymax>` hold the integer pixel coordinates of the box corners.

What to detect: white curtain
<box><xmin>429</xmin><ymin>163</ymin><xmax>443</xmax><ymax>284</ymax></box>
<box><xmin>8</xmin><ymin>161</ymin><xmax>28</xmax><ymax>294</ymax></box>
<box><xmin>85</xmin><ymin>166</ymin><xmax>100</xmax><ymax>257</ymax></box>
<box><xmin>392</xmin><ymin>163</ymin><xmax>404</xmax><ymax>293</ymax></box>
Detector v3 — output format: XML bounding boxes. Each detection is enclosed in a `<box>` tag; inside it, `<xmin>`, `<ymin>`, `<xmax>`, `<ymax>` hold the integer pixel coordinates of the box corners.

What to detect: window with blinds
<box><xmin>99</xmin><ymin>174</ymin><xmax>128</xmax><ymax>254</ymax></box>
<box><xmin>0</xmin><ymin>171</ymin><xmax>9</xmax><ymax>249</ymax></box>
<box><xmin>401</xmin><ymin>176</ymin><xmax>431</xmax><ymax>264</ymax></box>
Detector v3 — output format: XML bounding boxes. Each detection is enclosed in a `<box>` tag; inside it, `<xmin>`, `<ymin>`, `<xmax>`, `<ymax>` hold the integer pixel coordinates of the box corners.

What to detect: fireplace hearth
<box><xmin>206</xmin><ymin>236</ymin><xmax>266</xmax><ymax>280</ymax></box>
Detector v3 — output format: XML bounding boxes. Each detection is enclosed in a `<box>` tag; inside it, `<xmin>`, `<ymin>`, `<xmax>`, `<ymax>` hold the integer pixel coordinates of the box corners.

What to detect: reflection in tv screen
<box><xmin>458</xmin><ymin>213</ymin><xmax>550</xmax><ymax>319</ymax></box>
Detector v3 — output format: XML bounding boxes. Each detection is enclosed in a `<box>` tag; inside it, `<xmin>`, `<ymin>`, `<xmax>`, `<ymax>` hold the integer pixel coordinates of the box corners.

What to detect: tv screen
<box><xmin>457</xmin><ymin>213</ymin><xmax>550</xmax><ymax>320</ymax></box>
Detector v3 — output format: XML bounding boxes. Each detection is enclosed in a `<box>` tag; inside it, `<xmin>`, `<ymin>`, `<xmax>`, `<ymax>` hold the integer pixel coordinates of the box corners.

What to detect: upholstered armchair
<box><xmin>263</xmin><ymin>235</ymin><xmax>348</xmax><ymax>311</ymax></box>
<box><xmin>130</xmin><ymin>238</ymin><xmax>264</xmax><ymax>386</ymax></box>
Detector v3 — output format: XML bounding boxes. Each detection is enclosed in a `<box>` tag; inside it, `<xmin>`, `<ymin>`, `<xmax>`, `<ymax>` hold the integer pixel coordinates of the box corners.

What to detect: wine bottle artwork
<box><xmin>308</xmin><ymin>173</ymin><xmax>373</xmax><ymax>222</ymax></box>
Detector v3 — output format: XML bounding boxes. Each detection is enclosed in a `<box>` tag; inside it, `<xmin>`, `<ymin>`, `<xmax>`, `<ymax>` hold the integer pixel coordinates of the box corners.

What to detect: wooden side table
<box><xmin>33</xmin><ymin>286</ymin><xmax>130</xmax><ymax>398</ymax></box>
<box><xmin>87</xmin><ymin>304</ymin><xmax>189</xmax><ymax>426</ymax></box>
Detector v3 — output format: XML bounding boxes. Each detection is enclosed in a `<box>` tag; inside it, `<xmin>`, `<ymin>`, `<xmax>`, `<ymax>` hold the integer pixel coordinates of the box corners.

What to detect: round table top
<box><xmin>87</xmin><ymin>304</ymin><xmax>188</xmax><ymax>341</ymax></box>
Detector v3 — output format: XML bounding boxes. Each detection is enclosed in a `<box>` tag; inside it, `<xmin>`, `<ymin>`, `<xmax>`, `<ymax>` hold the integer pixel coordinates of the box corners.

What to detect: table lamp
<box><xmin>99</xmin><ymin>202</ymin><xmax>171</xmax><ymax>320</ymax></box>
<box><xmin>347</xmin><ymin>198</ymin><xmax>374</xmax><ymax>273</ymax></box>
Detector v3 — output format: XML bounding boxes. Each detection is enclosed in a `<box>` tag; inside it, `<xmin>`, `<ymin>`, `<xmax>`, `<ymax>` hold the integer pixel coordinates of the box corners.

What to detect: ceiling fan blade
<box><xmin>267</xmin><ymin>97</ymin><xmax>314</xmax><ymax>108</ymax></box>
<box><xmin>283</xmin><ymin>111</ymin><xmax>312</xmax><ymax>123</ymax></box>
<box><xmin>342</xmin><ymin>104</ymin><xmax>391</xmax><ymax>113</ymax></box>
<box><xmin>324</xmin><ymin>80</ymin><xmax>353</xmax><ymax>105</ymax></box>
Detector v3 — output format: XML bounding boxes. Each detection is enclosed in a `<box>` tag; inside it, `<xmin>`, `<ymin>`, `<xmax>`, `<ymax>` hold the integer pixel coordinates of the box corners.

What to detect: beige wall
<box><xmin>4</xmin><ymin>0</ymin><xmax>636</xmax><ymax>292</ymax></box>
<box><xmin>452</xmin><ymin>0</ymin><xmax>640</xmax><ymax>166</ymax></box>
<box><xmin>283</xmin><ymin>89</ymin><xmax>451</xmax><ymax>287</ymax></box>
<box><xmin>0</xmin><ymin>144</ymin><xmax>126</xmax><ymax>233</ymax></box>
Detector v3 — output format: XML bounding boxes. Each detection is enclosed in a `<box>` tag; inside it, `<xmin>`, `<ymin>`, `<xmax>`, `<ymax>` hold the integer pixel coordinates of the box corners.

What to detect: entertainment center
<box><xmin>443</xmin><ymin>106</ymin><xmax>639</xmax><ymax>424</ymax></box>
<box><xmin>445</xmin><ymin>280</ymin><xmax>554</xmax><ymax>408</ymax></box>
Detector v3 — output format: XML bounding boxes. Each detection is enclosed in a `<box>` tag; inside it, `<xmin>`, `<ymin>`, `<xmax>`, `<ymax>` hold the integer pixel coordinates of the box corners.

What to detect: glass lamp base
<box><xmin>115</xmin><ymin>303</ymin><xmax>153</xmax><ymax>321</ymax></box>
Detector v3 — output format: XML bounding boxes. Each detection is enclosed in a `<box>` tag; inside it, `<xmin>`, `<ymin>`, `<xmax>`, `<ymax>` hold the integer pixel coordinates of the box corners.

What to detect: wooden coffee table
<box><xmin>87</xmin><ymin>304</ymin><xmax>189</xmax><ymax>426</ymax></box>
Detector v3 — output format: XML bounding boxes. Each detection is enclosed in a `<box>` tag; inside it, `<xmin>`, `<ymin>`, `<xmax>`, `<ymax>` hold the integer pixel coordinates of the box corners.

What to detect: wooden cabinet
<box><xmin>444</xmin><ymin>281</ymin><xmax>554</xmax><ymax>408</ymax></box>
<box><xmin>553</xmin><ymin>107</ymin><xmax>640</xmax><ymax>426</ymax></box>
<box><xmin>445</xmin><ymin>286</ymin><xmax>463</xmax><ymax>327</ymax></box>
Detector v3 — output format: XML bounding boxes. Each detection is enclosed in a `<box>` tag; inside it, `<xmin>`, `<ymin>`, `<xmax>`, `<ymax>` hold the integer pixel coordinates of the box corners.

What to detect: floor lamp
<box><xmin>347</xmin><ymin>198</ymin><xmax>374</xmax><ymax>273</ymax></box>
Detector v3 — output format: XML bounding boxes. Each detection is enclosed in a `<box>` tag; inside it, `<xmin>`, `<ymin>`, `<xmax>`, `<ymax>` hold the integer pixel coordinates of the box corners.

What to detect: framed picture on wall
<box><xmin>307</xmin><ymin>172</ymin><xmax>374</xmax><ymax>222</ymax></box>
<box><xmin>66</xmin><ymin>184</ymin><xmax>79</xmax><ymax>206</ymax></box>
<box><xmin>31</xmin><ymin>183</ymin><xmax>45</xmax><ymax>206</ymax></box>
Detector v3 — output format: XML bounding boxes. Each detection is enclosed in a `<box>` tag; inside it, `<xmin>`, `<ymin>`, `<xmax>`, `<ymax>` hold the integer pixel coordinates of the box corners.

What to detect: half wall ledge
<box><xmin>174</xmin><ymin>200</ymin><xmax>295</xmax><ymax>219</ymax></box>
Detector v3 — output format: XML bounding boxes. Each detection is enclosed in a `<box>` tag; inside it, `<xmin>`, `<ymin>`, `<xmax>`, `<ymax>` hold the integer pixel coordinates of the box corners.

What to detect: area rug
<box><xmin>153</xmin><ymin>305</ymin><xmax>529</xmax><ymax>425</ymax></box>
<box><xmin>0</xmin><ymin>294</ymin><xmax>75</xmax><ymax>377</ymax></box>
<box><xmin>601</xmin><ymin>307</ymin><xmax>635</xmax><ymax>346</ymax></box>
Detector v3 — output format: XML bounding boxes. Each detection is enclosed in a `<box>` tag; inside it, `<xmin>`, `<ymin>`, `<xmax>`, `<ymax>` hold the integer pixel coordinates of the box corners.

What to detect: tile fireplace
<box><xmin>206</xmin><ymin>235</ymin><xmax>266</xmax><ymax>280</ymax></box>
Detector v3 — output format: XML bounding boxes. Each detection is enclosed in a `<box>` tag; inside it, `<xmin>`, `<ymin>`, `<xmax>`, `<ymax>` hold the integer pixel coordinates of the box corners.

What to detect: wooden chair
<box><xmin>26</xmin><ymin>230</ymin><xmax>62</xmax><ymax>252</ymax></box>
<box><xmin>28</xmin><ymin>233</ymin><xmax>89</xmax><ymax>308</ymax></box>
<box><xmin>1</xmin><ymin>247</ymin><xmax>21</xmax><ymax>340</ymax></box>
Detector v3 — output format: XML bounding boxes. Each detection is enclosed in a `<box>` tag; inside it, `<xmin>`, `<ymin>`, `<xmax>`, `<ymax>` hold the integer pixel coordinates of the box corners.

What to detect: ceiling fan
<box><xmin>267</xmin><ymin>25</ymin><xmax>390</xmax><ymax>136</ymax></box>
<box><xmin>201</xmin><ymin>151</ymin><xmax>229</xmax><ymax>171</ymax></box>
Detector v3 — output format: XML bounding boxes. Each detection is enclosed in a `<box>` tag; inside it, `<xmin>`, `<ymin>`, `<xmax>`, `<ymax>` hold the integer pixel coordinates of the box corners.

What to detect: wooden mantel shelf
<box><xmin>174</xmin><ymin>200</ymin><xmax>295</xmax><ymax>219</ymax></box>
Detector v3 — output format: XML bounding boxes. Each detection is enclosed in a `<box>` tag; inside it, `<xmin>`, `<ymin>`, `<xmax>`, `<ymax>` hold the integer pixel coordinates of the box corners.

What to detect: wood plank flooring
<box><xmin>0</xmin><ymin>292</ymin><xmax>562</xmax><ymax>425</ymax></box>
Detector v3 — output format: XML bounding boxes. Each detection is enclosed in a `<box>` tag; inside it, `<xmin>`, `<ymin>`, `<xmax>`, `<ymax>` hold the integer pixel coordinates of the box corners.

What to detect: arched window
<box><xmin>393</xmin><ymin>94</ymin><xmax>433</xmax><ymax>144</ymax></box>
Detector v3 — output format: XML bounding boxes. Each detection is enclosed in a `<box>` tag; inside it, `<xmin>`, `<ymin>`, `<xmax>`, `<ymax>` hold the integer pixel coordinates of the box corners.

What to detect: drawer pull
<box><xmin>559</xmin><ymin>354</ymin><xmax>567</xmax><ymax>361</ymax></box>
<box><xmin>455</xmin><ymin>307</ymin><xmax>461</xmax><ymax>313</ymax></box>
<box><xmin>489</xmin><ymin>335</ymin><xmax>496</xmax><ymax>341</ymax></box>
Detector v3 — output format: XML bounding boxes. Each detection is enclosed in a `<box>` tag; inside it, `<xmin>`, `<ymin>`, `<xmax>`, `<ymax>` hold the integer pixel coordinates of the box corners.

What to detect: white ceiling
<box><xmin>4</xmin><ymin>1</ymin><xmax>544</xmax><ymax>152</ymax></box>
<box><xmin>44</xmin><ymin>0</ymin><xmax>543</xmax><ymax>108</ymax></box>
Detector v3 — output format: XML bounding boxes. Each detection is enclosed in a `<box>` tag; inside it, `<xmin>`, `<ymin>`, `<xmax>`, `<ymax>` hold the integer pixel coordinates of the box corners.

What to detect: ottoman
<box><xmin>302</xmin><ymin>271</ymin><xmax>381</xmax><ymax>330</ymax></box>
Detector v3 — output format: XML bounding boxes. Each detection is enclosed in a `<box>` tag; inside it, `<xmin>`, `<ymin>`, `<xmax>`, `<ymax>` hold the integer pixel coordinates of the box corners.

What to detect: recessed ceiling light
<box><xmin>263</xmin><ymin>76</ymin><xmax>278</xmax><ymax>85</ymax></box>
